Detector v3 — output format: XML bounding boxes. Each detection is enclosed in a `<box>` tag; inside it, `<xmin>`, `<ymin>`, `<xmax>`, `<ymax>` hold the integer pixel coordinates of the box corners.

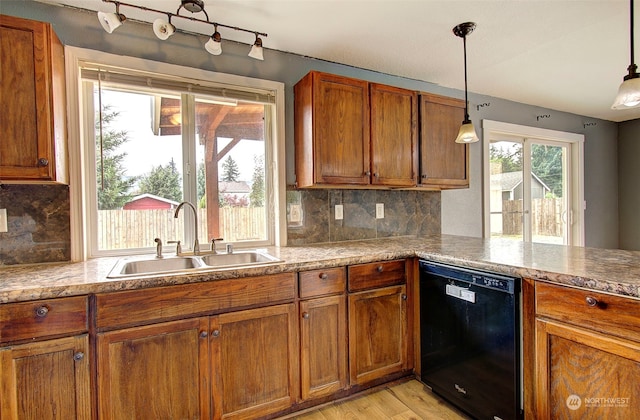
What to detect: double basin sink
<box><xmin>107</xmin><ymin>250</ymin><xmax>281</xmax><ymax>278</ymax></box>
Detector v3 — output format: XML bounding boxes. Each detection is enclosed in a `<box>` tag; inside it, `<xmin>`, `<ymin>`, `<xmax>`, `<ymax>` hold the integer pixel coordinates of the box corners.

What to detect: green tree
<box><xmin>490</xmin><ymin>143</ymin><xmax>522</xmax><ymax>173</ymax></box>
<box><xmin>95</xmin><ymin>105</ymin><xmax>136</xmax><ymax>209</ymax></box>
<box><xmin>138</xmin><ymin>158</ymin><xmax>182</xmax><ymax>202</ymax></box>
<box><xmin>532</xmin><ymin>144</ymin><xmax>563</xmax><ymax>197</ymax></box>
<box><xmin>197</xmin><ymin>161</ymin><xmax>206</xmax><ymax>207</ymax></box>
<box><xmin>249</xmin><ymin>155</ymin><xmax>265</xmax><ymax>207</ymax></box>
<box><xmin>221</xmin><ymin>156</ymin><xmax>240</xmax><ymax>182</ymax></box>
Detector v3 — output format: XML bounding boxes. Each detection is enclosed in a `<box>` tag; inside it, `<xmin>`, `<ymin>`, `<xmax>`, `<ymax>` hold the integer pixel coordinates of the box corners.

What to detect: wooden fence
<box><xmin>97</xmin><ymin>207</ymin><xmax>266</xmax><ymax>250</ymax></box>
<box><xmin>502</xmin><ymin>199</ymin><xmax>564</xmax><ymax>237</ymax></box>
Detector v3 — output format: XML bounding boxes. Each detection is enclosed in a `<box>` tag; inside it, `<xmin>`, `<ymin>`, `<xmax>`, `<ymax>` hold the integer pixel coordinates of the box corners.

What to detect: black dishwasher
<box><xmin>419</xmin><ymin>260</ymin><xmax>522</xmax><ymax>420</ymax></box>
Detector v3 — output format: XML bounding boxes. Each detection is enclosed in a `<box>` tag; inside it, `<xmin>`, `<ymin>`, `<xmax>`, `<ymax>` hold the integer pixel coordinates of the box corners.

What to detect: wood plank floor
<box><xmin>278</xmin><ymin>380</ymin><xmax>472</xmax><ymax>420</ymax></box>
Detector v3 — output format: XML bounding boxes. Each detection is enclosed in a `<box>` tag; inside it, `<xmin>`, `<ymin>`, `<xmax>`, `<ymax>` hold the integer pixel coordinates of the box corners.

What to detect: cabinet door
<box><xmin>0</xmin><ymin>15</ymin><xmax>65</xmax><ymax>181</ymax></box>
<box><xmin>96</xmin><ymin>318</ymin><xmax>210</xmax><ymax>420</ymax></box>
<box><xmin>0</xmin><ymin>335</ymin><xmax>90</xmax><ymax>420</ymax></box>
<box><xmin>419</xmin><ymin>93</ymin><xmax>468</xmax><ymax>188</ymax></box>
<box><xmin>535</xmin><ymin>319</ymin><xmax>640</xmax><ymax>419</ymax></box>
<box><xmin>211</xmin><ymin>303</ymin><xmax>299</xmax><ymax>420</ymax></box>
<box><xmin>300</xmin><ymin>295</ymin><xmax>348</xmax><ymax>400</ymax></box>
<box><xmin>348</xmin><ymin>285</ymin><xmax>408</xmax><ymax>385</ymax></box>
<box><xmin>370</xmin><ymin>84</ymin><xmax>417</xmax><ymax>187</ymax></box>
<box><xmin>312</xmin><ymin>72</ymin><xmax>370</xmax><ymax>185</ymax></box>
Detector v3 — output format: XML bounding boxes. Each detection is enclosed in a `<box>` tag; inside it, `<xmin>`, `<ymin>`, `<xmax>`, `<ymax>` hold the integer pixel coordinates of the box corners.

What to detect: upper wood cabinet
<box><xmin>418</xmin><ymin>93</ymin><xmax>469</xmax><ymax>189</ymax></box>
<box><xmin>0</xmin><ymin>15</ymin><xmax>67</xmax><ymax>182</ymax></box>
<box><xmin>294</xmin><ymin>71</ymin><xmax>417</xmax><ymax>188</ymax></box>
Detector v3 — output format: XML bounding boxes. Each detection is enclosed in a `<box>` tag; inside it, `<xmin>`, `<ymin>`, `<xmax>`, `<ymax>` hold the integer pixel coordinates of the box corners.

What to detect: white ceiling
<box><xmin>38</xmin><ymin>0</ymin><xmax>640</xmax><ymax>122</ymax></box>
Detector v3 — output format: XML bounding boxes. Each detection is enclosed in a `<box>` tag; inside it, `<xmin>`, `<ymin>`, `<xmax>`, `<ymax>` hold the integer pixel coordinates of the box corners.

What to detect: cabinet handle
<box><xmin>319</xmin><ymin>273</ymin><xmax>328</xmax><ymax>280</ymax></box>
<box><xmin>73</xmin><ymin>352</ymin><xmax>84</xmax><ymax>361</ymax></box>
<box><xmin>211</xmin><ymin>329</ymin><xmax>220</xmax><ymax>337</ymax></box>
<box><xmin>35</xmin><ymin>306</ymin><xmax>49</xmax><ymax>318</ymax></box>
<box><xmin>585</xmin><ymin>296</ymin><xmax>599</xmax><ymax>307</ymax></box>
<box><xmin>302</xmin><ymin>312</ymin><xmax>310</xmax><ymax>319</ymax></box>
<box><xmin>401</xmin><ymin>294</ymin><xmax>408</xmax><ymax>301</ymax></box>
<box><xmin>199</xmin><ymin>331</ymin><xmax>208</xmax><ymax>338</ymax></box>
<box><xmin>37</xmin><ymin>158</ymin><xmax>49</xmax><ymax>167</ymax></box>
<box><xmin>376</xmin><ymin>265</ymin><xmax>383</xmax><ymax>273</ymax></box>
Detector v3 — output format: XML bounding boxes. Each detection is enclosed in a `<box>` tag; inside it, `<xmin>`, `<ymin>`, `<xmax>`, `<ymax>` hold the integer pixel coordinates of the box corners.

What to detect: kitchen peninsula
<box><xmin>1</xmin><ymin>234</ymin><xmax>639</xmax><ymax>419</ymax></box>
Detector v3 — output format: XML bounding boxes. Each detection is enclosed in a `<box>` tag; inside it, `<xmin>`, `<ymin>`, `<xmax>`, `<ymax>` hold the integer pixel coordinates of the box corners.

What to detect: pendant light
<box><xmin>612</xmin><ymin>0</ymin><xmax>640</xmax><ymax>109</ymax></box>
<box><xmin>453</xmin><ymin>22</ymin><xmax>479</xmax><ymax>144</ymax></box>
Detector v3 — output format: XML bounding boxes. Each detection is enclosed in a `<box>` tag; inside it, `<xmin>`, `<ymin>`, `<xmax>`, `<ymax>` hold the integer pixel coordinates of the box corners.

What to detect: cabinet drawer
<box><xmin>299</xmin><ymin>267</ymin><xmax>346</xmax><ymax>298</ymax></box>
<box><xmin>0</xmin><ymin>296</ymin><xmax>88</xmax><ymax>344</ymax></box>
<box><xmin>536</xmin><ymin>281</ymin><xmax>640</xmax><ymax>342</ymax></box>
<box><xmin>96</xmin><ymin>273</ymin><xmax>296</xmax><ymax>330</ymax></box>
<box><xmin>348</xmin><ymin>260</ymin><xmax>405</xmax><ymax>292</ymax></box>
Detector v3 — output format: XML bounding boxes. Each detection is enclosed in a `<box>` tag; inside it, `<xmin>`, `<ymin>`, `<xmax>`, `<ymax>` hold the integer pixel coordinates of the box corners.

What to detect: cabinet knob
<box><xmin>73</xmin><ymin>352</ymin><xmax>84</xmax><ymax>361</ymax></box>
<box><xmin>199</xmin><ymin>331</ymin><xmax>208</xmax><ymax>338</ymax></box>
<box><xmin>211</xmin><ymin>329</ymin><xmax>220</xmax><ymax>337</ymax></box>
<box><xmin>35</xmin><ymin>306</ymin><xmax>49</xmax><ymax>318</ymax></box>
<box><xmin>585</xmin><ymin>296</ymin><xmax>599</xmax><ymax>307</ymax></box>
<box><xmin>37</xmin><ymin>158</ymin><xmax>49</xmax><ymax>167</ymax></box>
<box><xmin>376</xmin><ymin>265</ymin><xmax>383</xmax><ymax>273</ymax></box>
<box><xmin>401</xmin><ymin>294</ymin><xmax>408</xmax><ymax>301</ymax></box>
<box><xmin>319</xmin><ymin>273</ymin><xmax>328</xmax><ymax>280</ymax></box>
<box><xmin>365</xmin><ymin>171</ymin><xmax>371</xmax><ymax>176</ymax></box>
<box><xmin>374</xmin><ymin>172</ymin><xmax>379</xmax><ymax>178</ymax></box>
<box><xmin>302</xmin><ymin>312</ymin><xmax>310</xmax><ymax>319</ymax></box>
<box><xmin>421</xmin><ymin>174</ymin><xmax>428</xmax><ymax>179</ymax></box>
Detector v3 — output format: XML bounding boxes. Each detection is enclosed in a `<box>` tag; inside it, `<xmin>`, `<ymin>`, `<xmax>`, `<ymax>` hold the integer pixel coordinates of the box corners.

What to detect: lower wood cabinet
<box><xmin>211</xmin><ymin>304</ymin><xmax>299</xmax><ymax>420</ymax></box>
<box><xmin>96</xmin><ymin>304</ymin><xmax>298</xmax><ymax>420</ymax></box>
<box><xmin>0</xmin><ymin>335</ymin><xmax>91</xmax><ymax>420</ymax></box>
<box><xmin>348</xmin><ymin>284</ymin><xmax>408</xmax><ymax>385</ymax></box>
<box><xmin>532</xmin><ymin>281</ymin><xmax>640</xmax><ymax>418</ymax></box>
<box><xmin>96</xmin><ymin>318</ymin><xmax>210</xmax><ymax>419</ymax></box>
<box><xmin>299</xmin><ymin>294</ymin><xmax>348</xmax><ymax>400</ymax></box>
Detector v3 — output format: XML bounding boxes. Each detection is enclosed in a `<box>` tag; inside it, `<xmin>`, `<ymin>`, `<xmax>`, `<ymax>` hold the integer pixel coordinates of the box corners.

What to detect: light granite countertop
<box><xmin>1</xmin><ymin>234</ymin><xmax>640</xmax><ymax>303</ymax></box>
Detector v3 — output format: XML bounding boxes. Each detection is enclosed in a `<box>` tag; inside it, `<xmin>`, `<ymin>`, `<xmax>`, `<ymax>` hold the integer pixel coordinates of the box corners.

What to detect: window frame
<box><xmin>482</xmin><ymin>119</ymin><xmax>585</xmax><ymax>246</ymax></box>
<box><xmin>65</xmin><ymin>46</ymin><xmax>287</xmax><ymax>260</ymax></box>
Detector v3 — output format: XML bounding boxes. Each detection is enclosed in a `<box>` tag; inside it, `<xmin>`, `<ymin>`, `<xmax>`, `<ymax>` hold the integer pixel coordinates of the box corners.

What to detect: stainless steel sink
<box><xmin>107</xmin><ymin>256</ymin><xmax>203</xmax><ymax>278</ymax></box>
<box><xmin>200</xmin><ymin>251</ymin><xmax>281</xmax><ymax>268</ymax></box>
<box><xmin>107</xmin><ymin>250</ymin><xmax>281</xmax><ymax>278</ymax></box>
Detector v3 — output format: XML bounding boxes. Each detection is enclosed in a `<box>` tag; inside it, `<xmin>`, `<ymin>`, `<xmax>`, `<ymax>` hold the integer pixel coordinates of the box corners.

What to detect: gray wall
<box><xmin>619</xmin><ymin>119</ymin><xmax>640</xmax><ymax>250</ymax></box>
<box><xmin>2</xmin><ymin>0</ymin><xmax>624</xmax><ymax>249</ymax></box>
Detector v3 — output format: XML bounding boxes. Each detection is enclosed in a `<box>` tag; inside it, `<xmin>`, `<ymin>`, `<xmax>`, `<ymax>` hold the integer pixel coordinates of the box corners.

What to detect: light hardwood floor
<box><xmin>278</xmin><ymin>379</ymin><xmax>471</xmax><ymax>420</ymax></box>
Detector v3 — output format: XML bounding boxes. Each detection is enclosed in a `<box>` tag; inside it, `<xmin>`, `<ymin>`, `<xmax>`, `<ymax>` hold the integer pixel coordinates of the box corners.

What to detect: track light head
<box><xmin>248</xmin><ymin>35</ymin><xmax>264</xmax><ymax>60</ymax></box>
<box><xmin>205</xmin><ymin>26</ymin><xmax>223</xmax><ymax>55</ymax></box>
<box><xmin>97</xmin><ymin>10</ymin><xmax>126</xmax><ymax>33</ymax></box>
<box><xmin>153</xmin><ymin>18</ymin><xmax>176</xmax><ymax>40</ymax></box>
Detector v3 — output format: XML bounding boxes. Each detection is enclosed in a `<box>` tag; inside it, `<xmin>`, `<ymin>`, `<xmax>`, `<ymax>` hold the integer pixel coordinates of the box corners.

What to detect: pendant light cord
<box><xmin>631</xmin><ymin>0</ymin><xmax>635</xmax><ymax>68</ymax></box>
<box><xmin>463</xmin><ymin>34</ymin><xmax>470</xmax><ymax>121</ymax></box>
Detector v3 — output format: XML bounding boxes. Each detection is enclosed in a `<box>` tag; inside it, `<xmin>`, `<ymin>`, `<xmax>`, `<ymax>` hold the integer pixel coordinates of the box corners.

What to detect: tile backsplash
<box><xmin>0</xmin><ymin>184</ymin><xmax>439</xmax><ymax>265</ymax></box>
<box><xmin>0</xmin><ymin>184</ymin><xmax>71</xmax><ymax>265</ymax></box>
<box><xmin>287</xmin><ymin>189</ymin><xmax>441</xmax><ymax>245</ymax></box>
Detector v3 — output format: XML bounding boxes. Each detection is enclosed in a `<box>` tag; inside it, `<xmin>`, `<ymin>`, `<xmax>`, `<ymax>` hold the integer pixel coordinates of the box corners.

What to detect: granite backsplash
<box><xmin>0</xmin><ymin>184</ymin><xmax>439</xmax><ymax>265</ymax></box>
<box><xmin>0</xmin><ymin>183</ymin><xmax>71</xmax><ymax>265</ymax></box>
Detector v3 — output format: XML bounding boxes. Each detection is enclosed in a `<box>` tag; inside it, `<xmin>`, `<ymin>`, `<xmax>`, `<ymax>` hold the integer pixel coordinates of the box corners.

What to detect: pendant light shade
<box><xmin>612</xmin><ymin>0</ymin><xmax>640</xmax><ymax>109</ymax></box>
<box><xmin>153</xmin><ymin>18</ymin><xmax>176</xmax><ymax>40</ymax></box>
<box><xmin>205</xmin><ymin>25</ymin><xmax>222</xmax><ymax>55</ymax></box>
<box><xmin>453</xmin><ymin>22</ymin><xmax>479</xmax><ymax>144</ymax></box>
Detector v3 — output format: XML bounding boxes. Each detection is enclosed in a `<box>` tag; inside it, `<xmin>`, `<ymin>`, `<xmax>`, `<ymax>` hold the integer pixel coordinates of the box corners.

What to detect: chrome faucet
<box><xmin>174</xmin><ymin>201</ymin><xmax>200</xmax><ymax>255</ymax></box>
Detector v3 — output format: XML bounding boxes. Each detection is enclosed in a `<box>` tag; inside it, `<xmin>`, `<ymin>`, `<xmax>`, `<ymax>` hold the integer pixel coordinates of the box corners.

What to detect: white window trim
<box><xmin>482</xmin><ymin>120</ymin><xmax>585</xmax><ymax>246</ymax></box>
<box><xmin>65</xmin><ymin>46</ymin><xmax>287</xmax><ymax>261</ymax></box>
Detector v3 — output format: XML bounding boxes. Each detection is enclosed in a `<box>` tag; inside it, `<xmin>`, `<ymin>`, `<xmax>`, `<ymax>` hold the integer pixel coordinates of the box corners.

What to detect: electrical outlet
<box><xmin>335</xmin><ymin>204</ymin><xmax>344</xmax><ymax>220</ymax></box>
<box><xmin>0</xmin><ymin>209</ymin><xmax>7</xmax><ymax>233</ymax></box>
<box><xmin>289</xmin><ymin>204</ymin><xmax>302</xmax><ymax>223</ymax></box>
<box><xmin>376</xmin><ymin>203</ymin><xmax>384</xmax><ymax>219</ymax></box>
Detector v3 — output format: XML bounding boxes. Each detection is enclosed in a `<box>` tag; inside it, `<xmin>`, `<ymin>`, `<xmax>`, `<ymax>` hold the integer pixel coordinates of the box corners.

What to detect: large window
<box><xmin>66</xmin><ymin>48</ymin><xmax>285</xmax><ymax>259</ymax></box>
<box><xmin>483</xmin><ymin>120</ymin><xmax>585</xmax><ymax>246</ymax></box>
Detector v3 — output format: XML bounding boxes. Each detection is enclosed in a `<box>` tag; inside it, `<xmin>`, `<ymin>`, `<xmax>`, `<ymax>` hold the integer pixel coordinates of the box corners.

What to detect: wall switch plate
<box><xmin>0</xmin><ymin>209</ymin><xmax>7</xmax><ymax>233</ymax></box>
<box><xmin>289</xmin><ymin>204</ymin><xmax>302</xmax><ymax>223</ymax></box>
<box><xmin>335</xmin><ymin>204</ymin><xmax>344</xmax><ymax>220</ymax></box>
<box><xmin>376</xmin><ymin>203</ymin><xmax>384</xmax><ymax>219</ymax></box>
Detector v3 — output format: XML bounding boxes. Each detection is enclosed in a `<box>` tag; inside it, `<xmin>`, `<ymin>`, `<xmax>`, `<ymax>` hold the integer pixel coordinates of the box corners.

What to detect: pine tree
<box><xmin>138</xmin><ymin>158</ymin><xmax>183</xmax><ymax>202</ymax></box>
<box><xmin>250</xmin><ymin>155</ymin><xmax>265</xmax><ymax>207</ymax></box>
<box><xmin>95</xmin><ymin>106</ymin><xmax>137</xmax><ymax>210</ymax></box>
<box><xmin>221</xmin><ymin>156</ymin><xmax>240</xmax><ymax>182</ymax></box>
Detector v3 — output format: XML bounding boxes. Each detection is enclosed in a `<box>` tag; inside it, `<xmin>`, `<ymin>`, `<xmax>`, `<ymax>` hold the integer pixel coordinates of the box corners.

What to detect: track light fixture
<box><xmin>453</xmin><ymin>22</ymin><xmax>479</xmax><ymax>144</ymax></box>
<box><xmin>97</xmin><ymin>0</ymin><xmax>268</xmax><ymax>60</ymax></box>
<box><xmin>612</xmin><ymin>0</ymin><xmax>640</xmax><ymax>109</ymax></box>
<box><xmin>248</xmin><ymin>34</ymin><xmax>264</xmax><ymax>60</ymax></box>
